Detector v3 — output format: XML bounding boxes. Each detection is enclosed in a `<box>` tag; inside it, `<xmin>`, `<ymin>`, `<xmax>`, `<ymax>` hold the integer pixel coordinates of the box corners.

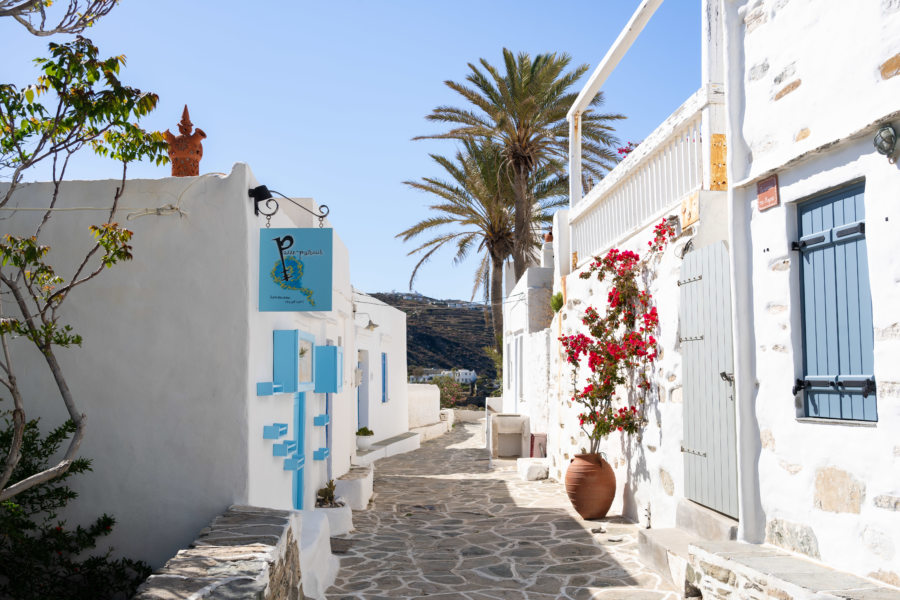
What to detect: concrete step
<box><xmin>335</xmin><ymin>465</ymin><xmax>373</xmax><ymax>510</ymax></box>
<box><xmin>676</xmin><ymin>499</ymin><xmax>738</xmax><ymax>542</ymax></box>
<box><xmin>638</xmin><ymin>528</ymin><xmax>702</xmax><ymax>597</ymax></box>
<box><xmin>351</xmin><ymin>431</ymin><xmax>421</xmax><ymax>467</ymax></box>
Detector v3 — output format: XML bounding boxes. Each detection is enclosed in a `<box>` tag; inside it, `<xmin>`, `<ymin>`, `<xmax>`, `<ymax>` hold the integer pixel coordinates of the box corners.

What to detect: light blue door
<box><xmin>680</xmin><ymin>242</ymin><xmax>738</xmax><ymax>518</ymax></box>
<box><xmin>292</xmin><ymin>392</ymin><xmax>305</xmax><ymax>509</ymax></box>
<box><xmin>796</xmin><ymin>183</ymin><xmax>876</xmax><ymax>420</ymax></box>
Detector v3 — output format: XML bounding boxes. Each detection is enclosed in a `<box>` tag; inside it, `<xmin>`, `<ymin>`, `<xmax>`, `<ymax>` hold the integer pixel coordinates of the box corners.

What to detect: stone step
<box><xmin>676</xmin><ymin>499</ymin><xmax>738</xmax><ymax>542</ymax></box>
<box><xmin>638</xmin><ymin>528</ymin><xmax>702</xmax><ymax>597</ymax></box>
<box><xmin>688</xmin><ymin>540</ymin><xmax>900</xmax><ymax>599</ymax></box>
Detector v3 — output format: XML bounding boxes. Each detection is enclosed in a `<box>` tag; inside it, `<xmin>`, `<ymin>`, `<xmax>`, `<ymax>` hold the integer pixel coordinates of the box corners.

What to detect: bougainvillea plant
<box><xmin>559</xmin><ymin>219</ymin><xmax>675</xmax><ymax>454</ymax></box>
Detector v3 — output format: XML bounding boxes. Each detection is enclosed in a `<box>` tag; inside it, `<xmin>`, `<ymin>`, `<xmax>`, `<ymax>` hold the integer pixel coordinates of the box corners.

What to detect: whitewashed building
<box><xmin>2</xmin><ymin>163</ymin><xmax>411</xmax><ymax>574</ymax></box>
<box><xmin>503</xmin><ymin>0</ymin><xmax>900</xmax><ymax>591</ymax></box>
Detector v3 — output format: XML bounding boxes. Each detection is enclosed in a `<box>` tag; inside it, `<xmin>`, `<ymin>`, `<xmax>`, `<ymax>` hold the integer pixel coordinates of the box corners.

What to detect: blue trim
<box><xmin>262</xmin><ymin>423</ymin><xmax>288</xmax><ymax>439</ymax></box>
<box><xmin>313</xmin><ymin>447</ymin><xmax>330</xmax><ymax>461</ymax></box>
<box><xmin>313</xmin><ymin>414</ymin><xmax>330</xmax><ymax>426</ymax></box>
<box><xmin>381</xmin><ymin>352</ymin><xmax>388</xmax><ymax>403</ymax></box>
<box><xmin>292</xmin><ymin>392</ymin><xmax>306</xmax><ymax>509</ymax></box>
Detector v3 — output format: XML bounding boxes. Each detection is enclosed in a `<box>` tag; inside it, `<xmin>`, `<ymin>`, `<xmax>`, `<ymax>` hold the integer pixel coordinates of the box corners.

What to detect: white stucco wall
<box><xmin>725</xmin><ymin>0</ymin><xmax>900</xmax><ymax>580</ymax></box>
<box><xmin>408</xmin><ymin>383</ymin><xmax>440</xmax><ymax>428</ymax></box>
<box><xmin>2</xmin><ymin>163</ymin><xmax>378</xmax><ymax>567</ymax></box>
<box><xmin>3</xmin><ymin>167</ymin><xmax>257</xmax><ymax>567</ymax></box>
<box><xmin>353</xmin><ymin>293</ymin><xmax>408</xmax><ymax>445</ymax></box>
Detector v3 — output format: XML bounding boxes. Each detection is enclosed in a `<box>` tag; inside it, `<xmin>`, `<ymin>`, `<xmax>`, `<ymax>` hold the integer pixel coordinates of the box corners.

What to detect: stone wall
<box><xmin>134</xmin><ymin>505</ymin><xmax>303</xmax><ymax>600</ymax></box>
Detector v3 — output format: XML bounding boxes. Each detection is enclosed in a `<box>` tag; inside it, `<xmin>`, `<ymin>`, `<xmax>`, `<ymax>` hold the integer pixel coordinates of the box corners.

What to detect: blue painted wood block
<box><xmin>274</xmin><ymin>330</ymin><xmax>299</xmax><ymax>394</ymax></box>
<box><xmin>272</xmin><ymin>440</ymin><xmax>298</xmax><ymax>457</ymax></box>
<box><xmin>257</xmin><ymin>382</ymin><xmax>284</xmax><ymax>396</ymax></box>
<box><xmin>263</xmin><ymin>423</ymin><xmax>288</xmax><ymax>439</ymax></box>
<box><xmin>283</xmin><ymin>454</ymin><xmax>305</xmax><ymax>471</ymax></box>
<box><xmin>314</xmin><ymin>346</ymin><xmax>343</xmax><ymax>394</ymax></box>
<box><xmin>313</xmin><ymin>414</ymin><xmax>330</xmax><ymax>426</ymax></box>
<box><xmin>313</xmin><ymin>447</ymin><xmax>329</xmax><ymax>461</ymax></box>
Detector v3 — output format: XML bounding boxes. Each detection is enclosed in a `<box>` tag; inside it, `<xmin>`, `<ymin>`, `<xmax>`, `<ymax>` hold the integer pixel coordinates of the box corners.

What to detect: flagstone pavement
<box><xmin>325</xmin><ymin>421</ymin><xmax>679</xmax><ymax>600</ymax></box>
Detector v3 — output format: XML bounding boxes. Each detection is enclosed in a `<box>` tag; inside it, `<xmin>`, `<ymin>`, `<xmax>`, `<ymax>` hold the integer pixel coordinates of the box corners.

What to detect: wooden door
<box><xmin>680</xmin><ymin>241</ymin><xmax>738</xmax><ymax>518</ymax></box>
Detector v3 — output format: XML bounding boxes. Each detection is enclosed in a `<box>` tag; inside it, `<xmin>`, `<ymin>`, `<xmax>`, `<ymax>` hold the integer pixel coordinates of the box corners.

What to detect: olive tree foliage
<box><xmin>0</xmin><ymin>0</ymin><xmax>118</xmax><ymax>36</ymax></box>
<box><xmin>0</xmin><ymin>36</ymin><xmax>168</xmax><ymax>501</ymax></box>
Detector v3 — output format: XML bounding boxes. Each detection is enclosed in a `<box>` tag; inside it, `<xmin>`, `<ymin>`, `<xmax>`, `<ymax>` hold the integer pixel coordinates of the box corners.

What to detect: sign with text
<box><xmin>757</xmin><ymin>175</ymin><xmax>780</xmax><ymax>211</ymax></box>
<box><xmin>259</xmin><ymin>228</ymin><xmax>333</xmax><ymax>311</ymax></box>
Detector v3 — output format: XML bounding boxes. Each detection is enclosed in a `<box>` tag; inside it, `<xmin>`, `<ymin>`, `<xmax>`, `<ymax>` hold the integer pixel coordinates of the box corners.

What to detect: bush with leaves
<box><xmin>0</xmin><ymin>36</ymin><xmax>167</xmax><ymax>502</ymax></box>
<box><xmin>0</xmin><ymin>413</ymin><xmax>150</xmax><ymax>599</ymax></box>
<box><xmin>432</xmin><ymin>375</ymin><xmax>470</xmax><ymax>409</ymax></box>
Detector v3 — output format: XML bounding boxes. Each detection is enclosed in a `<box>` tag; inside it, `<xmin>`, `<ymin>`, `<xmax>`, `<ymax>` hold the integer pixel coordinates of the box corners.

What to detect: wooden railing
<box><xmin>570</xmin><ymin>85</ymin><xmax>721</xmax><ymax>264</ymax></box>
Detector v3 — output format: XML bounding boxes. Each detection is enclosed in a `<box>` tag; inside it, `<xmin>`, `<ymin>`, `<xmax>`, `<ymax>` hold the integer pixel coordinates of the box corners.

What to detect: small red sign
<box><xmin>757</xmin><ymin>175</ymin><xmax>779</xmax><ymax>211</ymax></box>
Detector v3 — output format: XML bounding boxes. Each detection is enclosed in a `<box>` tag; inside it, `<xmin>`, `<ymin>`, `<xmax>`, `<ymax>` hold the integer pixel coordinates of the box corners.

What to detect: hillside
<box><xmin>370</xmin><ymin>292</ymin><xmax>497</xmax><ymax>381</ymax></box>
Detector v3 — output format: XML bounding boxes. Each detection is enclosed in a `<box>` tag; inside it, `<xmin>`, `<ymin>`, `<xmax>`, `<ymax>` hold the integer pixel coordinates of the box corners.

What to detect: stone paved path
<box><xmin>325</xmin><ymin>422</ymin><xmax>679</xmax><ymax>600</ymax></box>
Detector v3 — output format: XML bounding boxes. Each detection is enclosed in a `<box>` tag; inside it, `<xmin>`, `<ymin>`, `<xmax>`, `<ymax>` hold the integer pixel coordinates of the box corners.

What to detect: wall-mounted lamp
<box><xmin>874</xmin><ymin>125</ymin><xmax>897</xmax><ymax>163</ymax></box>
<box><xmin>248</xmin><ymin>185</ymin><xmax>330</xmax><ymax>228</ymax></box>
<box><xmin>355</xmin><ymin>312</ymin><xmax>379</xmax><ymax>331</ymax></box>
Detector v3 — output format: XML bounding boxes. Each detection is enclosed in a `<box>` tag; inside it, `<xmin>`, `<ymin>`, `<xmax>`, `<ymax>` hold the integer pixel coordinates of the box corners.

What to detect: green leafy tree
<box><xmin>416</xmin><ymin>48</ymin><xmax>624</xmax><ymax>280</ymax></box>
<box><xmin>0</xmin><ymin>413</ymin><xmax>151</xmax><ymax>599</ymax></box>
<box><xmin>0</xmin><ymin>37</ymin><xmax>168</xmax><ymax>501</ymax></box>
<box><xmin>399</xmin><ymin>140</ymin><xmax>565</xmax><ymax>346</ymax></box>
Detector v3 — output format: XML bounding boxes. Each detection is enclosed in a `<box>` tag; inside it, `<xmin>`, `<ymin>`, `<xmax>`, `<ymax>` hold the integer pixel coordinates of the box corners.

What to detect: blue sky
<box><xmin>1</xmin><ymin>1</ymin><xmax>699</xmax><ymax>300</ymax></box>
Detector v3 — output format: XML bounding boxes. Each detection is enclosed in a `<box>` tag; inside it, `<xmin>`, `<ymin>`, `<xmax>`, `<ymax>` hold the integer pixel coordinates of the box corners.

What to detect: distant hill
<box><xmin>370</xmin><ymin>292</ymin><xmax>497</xmax><ymax>381</ymax></box>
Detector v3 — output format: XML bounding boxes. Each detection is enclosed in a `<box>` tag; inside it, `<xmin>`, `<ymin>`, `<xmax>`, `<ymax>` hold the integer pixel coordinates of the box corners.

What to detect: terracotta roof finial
<box><xmin>164</xmin><ymin>105</ymin><xmax>206</xmax><ymax>177</ymax></box>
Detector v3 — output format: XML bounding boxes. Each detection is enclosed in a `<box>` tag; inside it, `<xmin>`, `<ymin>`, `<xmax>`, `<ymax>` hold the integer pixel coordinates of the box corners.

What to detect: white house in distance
<box><xmin>2</xmin><ymin>162</ymin><xmax>412</xmax><ymax>575</ymax></box>
<box><xmin>502</xmin><ymin>0</ymin><xmax>900</xmax><ymax>595</ymax></box>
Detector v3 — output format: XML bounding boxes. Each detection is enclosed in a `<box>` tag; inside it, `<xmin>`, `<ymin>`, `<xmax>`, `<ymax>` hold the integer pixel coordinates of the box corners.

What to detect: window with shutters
<box><xmin>795</xmin><ymin>182</ymin><xmax>876</xmax><ymax>421</ymax></box>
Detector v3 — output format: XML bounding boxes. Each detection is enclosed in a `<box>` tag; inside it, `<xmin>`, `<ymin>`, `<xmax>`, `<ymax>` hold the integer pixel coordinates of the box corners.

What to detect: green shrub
<box><xmin>550</xmin><ymin>291</ymin><xmax>564</xmax><ymax>313</ymax></box>
<box><xmin>0</xmin><ymin>413</ymin><xmax>150</xmax><ymax>599</ymax></box>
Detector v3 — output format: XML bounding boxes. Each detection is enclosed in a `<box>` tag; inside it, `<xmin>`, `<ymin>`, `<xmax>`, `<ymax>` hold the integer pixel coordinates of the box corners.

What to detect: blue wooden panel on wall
<box><xmin>313</xmin><ymin>447</ymin><xmax>330</xmax><ymax>461</ymax></box>
<box><xmin>283</xmin><ymin>455</ymin><xmax>305</xmax><ymax>471</ymax></box>
<box><xmin>273</xmin><ymin>330</ymin><xmax>299</xmax><ymax>394</ymax></box>
<box><xmin>381</xmin><ymin>352</ymin><xmax>388</xmax><ymax>403</ymax></box>
<box><xmin>798</xmin><ymin>183</ymin><xmax>876</xmax><ymax>421</ymax></box>
<box><xmin>256</xmin><ymin>382</ymin><xmax>284</xmax><ymax>396</ymax></box>
<box><xmin>314</xmin><ymin>346</ymin><xmax>343</xmax><ymax>394</ymax></box>
<box><xmin>313</xmin><ymin>414</ymin><xmax>330</xmax><ymax>426</ymax></box>
<box><xmin>272</xmin><ymin>440</ymin><xmax>297</xmax><ymax>457</ymax></box>
<box><xmin>263</xmin><ymin>423</ymin><xmax>288</xmax><ymax>439</ymax></box>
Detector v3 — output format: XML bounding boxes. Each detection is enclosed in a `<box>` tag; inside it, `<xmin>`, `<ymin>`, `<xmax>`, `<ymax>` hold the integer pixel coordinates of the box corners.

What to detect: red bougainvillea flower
<box><xmin>563</xmin><ymin>219</ymin><xmax>673</xmax><ymax>454</ymax></box>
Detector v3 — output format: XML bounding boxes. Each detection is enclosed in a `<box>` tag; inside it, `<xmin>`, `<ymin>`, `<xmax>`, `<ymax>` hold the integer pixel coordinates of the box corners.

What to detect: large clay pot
<box><xmin>565</xmin><ymin>453</ymin><xmax>616</xmax><ymax>519</ymax></box>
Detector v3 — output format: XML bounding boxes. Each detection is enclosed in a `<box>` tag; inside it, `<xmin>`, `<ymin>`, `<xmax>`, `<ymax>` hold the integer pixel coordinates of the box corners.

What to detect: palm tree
<box><xmin>415</xmin><ymin>48</ymin><xmax>623</xmax><ymax>280</ymax></box>
<box><xmin>398</xmin><ymin>140</ymin><xmax>565</xmax><ymax>345</ymax></box>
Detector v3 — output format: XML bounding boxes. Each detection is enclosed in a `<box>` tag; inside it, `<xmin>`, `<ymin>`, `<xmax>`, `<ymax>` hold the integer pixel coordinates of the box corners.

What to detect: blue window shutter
<box><xmin>798</xmin><ymin>183</ymin><xmax>876</xmax><ymax>421</ymax></box>
<box><xmin>273</xmin><ymin>330</ymin><xmax>299</xmax><ymax>394</ymax></box>
<box><xmin>314</xmin><ymin>346</ymin><xmax>343</xmax><ymax>393</ymax></box>
<box><xmin>381</xmin><ymin>352</ymin><xmax>388</xmax><ymax>403</ymax></box>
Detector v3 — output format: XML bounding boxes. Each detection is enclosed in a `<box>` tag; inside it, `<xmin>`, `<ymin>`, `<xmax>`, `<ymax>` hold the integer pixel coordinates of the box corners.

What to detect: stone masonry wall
<box><xmin>133</xmin><ymin>505</ymin><xmax>303</xmax><ymax>600</ymax></box>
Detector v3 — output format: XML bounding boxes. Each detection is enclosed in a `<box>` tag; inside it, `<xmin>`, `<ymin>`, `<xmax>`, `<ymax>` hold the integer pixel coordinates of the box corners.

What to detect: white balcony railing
<box><xmin>570</xmin><ymin>85</ymin><xmax>721</xmax><ymax>264</ymax></box>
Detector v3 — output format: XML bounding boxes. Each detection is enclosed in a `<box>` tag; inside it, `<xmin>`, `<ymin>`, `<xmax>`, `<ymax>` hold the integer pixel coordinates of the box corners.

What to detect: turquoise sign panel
<box><xmin>259</xmin><ymin>228</ymin><xmax>333</xmax><ymax>311</ymax></box>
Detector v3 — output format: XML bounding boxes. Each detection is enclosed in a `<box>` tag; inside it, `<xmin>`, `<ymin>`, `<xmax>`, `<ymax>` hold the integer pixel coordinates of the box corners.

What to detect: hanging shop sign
<box><xmin>259</xmin><ymin>228</ymin><xmax>333</xmax><ymax>311</ymax></box>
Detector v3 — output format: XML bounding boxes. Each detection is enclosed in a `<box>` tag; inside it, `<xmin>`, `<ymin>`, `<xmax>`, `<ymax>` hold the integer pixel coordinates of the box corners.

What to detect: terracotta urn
<box><xmin>564</xmin><ymin>453</ymin><xmax>616</xmax><ymax>519</ymax></box>
<box><xmin>544</xmin><ymin>230</ymin><xmax>554</xmax><ymax>243</ymax></box>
